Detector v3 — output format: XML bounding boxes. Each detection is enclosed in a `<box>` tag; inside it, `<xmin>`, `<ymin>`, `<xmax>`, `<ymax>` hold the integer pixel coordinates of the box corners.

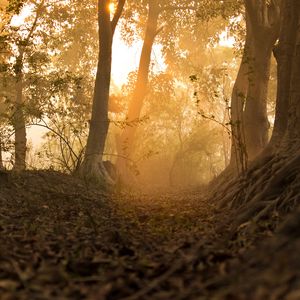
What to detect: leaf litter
<box><xmin>0</xmin><ymin>170</ymin><xmax>299</xmax><ymax>299</ymax></box>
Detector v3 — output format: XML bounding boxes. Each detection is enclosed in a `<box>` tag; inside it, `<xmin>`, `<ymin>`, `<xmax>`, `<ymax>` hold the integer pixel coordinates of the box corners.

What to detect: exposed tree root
<box><xmin>79</xmin><ymin>159</ymin><xmax>115</xmax><ymax>188</ymax></box>
<box><xmin>213</xmin><ymin>147</ymin><xmax>300</xmax><ymax>228</ymax></box>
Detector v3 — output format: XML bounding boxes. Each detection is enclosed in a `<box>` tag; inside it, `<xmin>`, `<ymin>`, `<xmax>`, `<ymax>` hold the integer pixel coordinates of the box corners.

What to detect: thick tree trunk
<box><xmin>13</xmin><ymin>54</ymin><xmax>27</xmax><ymax>171</ymax></box>
<box><xmin>234</xmin><ymin>0</ymin><xmax>300</xmax><ymax>221</ymax></box>
<box><xmin>268</xmin><ymin>2</ymin><xmax>298</xmax><ymax>149</ymax></box>
<box><xmin>116</xmin><ymin>0</ymin><xmax>159</xmax><ymax>178</ymax></box>
<box><xmin>286</xmin><ymin>2</ymin><xmax>300</xmax><ymax>142</ymax></box>
<box><xmin>243</xmin><ymin>43</ymin><xmax>272</xmax><ymax>160</ymax></box>
<box><xmin>215</xmin><ymin>0</ymin><xmax>300</xmax><ymax>222</ymax></box>
<box><xmin>242</xmin><ymin>0</ymin><xmax>280</xmax><ymax>160</ymax></box>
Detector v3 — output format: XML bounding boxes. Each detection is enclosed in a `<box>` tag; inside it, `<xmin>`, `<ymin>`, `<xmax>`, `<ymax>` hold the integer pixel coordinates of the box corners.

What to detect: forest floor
<box><xmin>0</xmin><ymin>170</ymin><xmax>300</xmax><ymax>300</ymax></box>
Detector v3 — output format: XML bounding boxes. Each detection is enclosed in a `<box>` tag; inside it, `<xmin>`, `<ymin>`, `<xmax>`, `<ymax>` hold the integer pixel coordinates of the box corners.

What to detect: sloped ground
<box><xmin>0</xmin><ymin>170</ymin><xmax>299</xmax><ymax>299</ymax></box>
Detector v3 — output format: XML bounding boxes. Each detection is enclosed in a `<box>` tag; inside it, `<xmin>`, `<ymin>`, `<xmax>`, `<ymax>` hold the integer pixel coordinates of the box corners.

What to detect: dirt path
<box><xmin>0</xmin><ymin>171</ymin><xmax>299</xmax><ymax>299</ymax></box>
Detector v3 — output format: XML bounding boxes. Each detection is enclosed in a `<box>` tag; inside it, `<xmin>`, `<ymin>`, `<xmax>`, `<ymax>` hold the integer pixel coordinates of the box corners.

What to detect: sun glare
<box><xmin>10</xmin><ymin>5</ymin><xmax>32</xmax><ymax>27</ymax></box>
<box><xmin>219</xmin><ymin>31</ymin><xmax>235</xmax><ymax>48</ymax></box>
<box><xmin>108</xmin><ymin>3</ymin><xmax>115</xmax><ymax>14</ymax></box>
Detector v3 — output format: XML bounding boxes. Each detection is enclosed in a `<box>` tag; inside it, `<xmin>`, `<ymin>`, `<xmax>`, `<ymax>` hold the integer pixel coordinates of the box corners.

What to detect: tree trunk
<box><xmin>214</xmin><ymin>0</ymin><xmax>300</xmax><ymax>221</ymax></box>
<box><xmin>80</xmin><ymin>0</ymin><xmax>113</xmax><ymax>184</ymax></box>
<box><xmin>229</xmin><ymin>37</ymin><xmax>250</xmax><ymax>173</ymax></box>
<box><xmin>286</xmin><ymin>1</ymin><xmax>300</xmax><ymax>142</ymax></box>
<box><xmin>234</xmin><ymin>0</ymin><xmax>300</xmax><ymax>221</ymax></box>
<box><xmin>243</xmin><ymin>42</ymin><xmax>272</xmax><ymax>160</ymax></box>
<box><xmin>0</xmin><ymin>139</ymin><xmax>3</xmax><ymax>169</ymax></box>
<box><xmin>242</xmin><ymin>0</ymin><xmax>280</xmax><ymax>160</ymax></box>
<box><xmin>214</xmin><ymin>1</ymin><xmax>280</xmax><ymax>191</ymax></box>
<box><xmin>116</xmin><ymin>0</ymin><xmax>160</xmax><ymax>179</ymax></box>
<box><xmin>13</xmin><ymin>53</ymin><xmax>27</xmax><ymax>171</ymax></box>
<box><xmin>80</xmin><ymin>0</ymin><xmax>125</xmax><ymax>185</ymax></box>
<box><xmin>268</xmin><ymin>1</ymin><xmax>298</xmax><ymax>149</ymax></box>
<box><xmin>11</xmin><ymin>1</ymin><xmax>45</xmax><ymax>171</ymax></box>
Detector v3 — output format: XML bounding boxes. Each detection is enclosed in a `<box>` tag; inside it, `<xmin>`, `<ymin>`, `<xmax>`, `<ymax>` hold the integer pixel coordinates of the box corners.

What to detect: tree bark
<box><xmin>243</xmin><ymin>0</ymin><xmax>280</xmax><ymax>160</ymax></box>
<box><xmin>213</xmin><ymin>0</ymin><xmax>300</xmax><ymax>224</ymax></box>
<box><xmin>268</xmin><ymin>1</ymin><xmax>298</xmax><ymax>149</ymax></box>
<box><xmin>11</xmin><ymin>1</ymin><xmax>45</xmax><ymax>171</ymax></box>
<box><xmin>229</xmin><ymin>36</ymin><xmax>250</xmax><ymax>173</ymax></box>
<box><xmin>0</xmin><ymin>139</ymin><xmax>3</xmax><ymax>169</ymax></box>
<box><xmin>234</xmin><ymin>0</ymin><xmax>300</xmax><ymax>221</ymax></box>
<box><xmin>116</xmin><ymin>0</ymin><xmax>160</xmax><ymax>178</ymax></box>
<box><xmin>80</xmin><ymin>0</ymin><xmax>125</xmax><ymax>184</ymax></box>
<box><xmin>286</xmin><ymin>1</ymin><xmax>300</xmax><ymax>142</ymax></box>
<box><xmin>243</xmin><ymin>41</ymin><xmax>271</xmax><ymax>160</ymax></box>
<box><xmin>13</xmin><ymin>52</ymin><xmax>27</xmax><ymax>171</ymax></box>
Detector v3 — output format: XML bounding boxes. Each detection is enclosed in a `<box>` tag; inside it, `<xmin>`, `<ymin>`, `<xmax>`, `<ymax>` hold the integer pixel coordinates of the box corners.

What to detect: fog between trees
<box><xmin>0</xmin><ymin>0</ymin><xmax>291</xmax><ymax>192</ymax></box>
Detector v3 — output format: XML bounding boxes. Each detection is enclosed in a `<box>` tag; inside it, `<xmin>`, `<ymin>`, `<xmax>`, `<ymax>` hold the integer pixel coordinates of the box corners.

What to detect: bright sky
<box><xmin>219</xmin><ymin>30</ymin><xmax>235</xmax><ymax>48</ymax></box>
<box><xmin>7</xmin><ymin>4</ymin><xmax>166</xmax><ymax>150</ymax></box>
<box><xmin>10</xmin><ymin>4</ymin><xmax>165</xmax><ymax>87</ymax></box>
<box><xmin>111</xmin><ymin>30</ymin><xmax>166</xmax><ymax>87</ymax></box>
<box><xmin>9</xmin><ymin>4</ymin><xmax>233</xmax><ymax>87</ymax></box>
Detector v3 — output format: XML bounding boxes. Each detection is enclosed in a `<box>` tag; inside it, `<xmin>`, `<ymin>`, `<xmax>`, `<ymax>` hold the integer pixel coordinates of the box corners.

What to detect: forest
<box><xmin>0</xmin><ymin>0</ymin><xmax>300</xmax><ymax>299</ymax></box>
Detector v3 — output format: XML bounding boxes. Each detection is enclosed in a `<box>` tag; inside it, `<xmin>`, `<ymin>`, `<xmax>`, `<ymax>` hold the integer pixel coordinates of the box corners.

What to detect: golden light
<box><xmin>108</xmin><ymin>3</ymin><xmax>115</xmax><ymax>14</ymax></box>
<box><xmin>0</xmin><ymin>0</ymin><xmax>9</xmax><ymax>10</ymax></box>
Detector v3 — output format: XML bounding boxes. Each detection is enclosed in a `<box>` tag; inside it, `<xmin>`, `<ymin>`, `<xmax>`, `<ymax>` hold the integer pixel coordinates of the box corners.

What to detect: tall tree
<box><xmin>229</xmin><ymin>36</ymin><xmax>249</xmax><ymax>173</ymax></box>
<box><xmin>116</xmin><ymin>0</ymin><xmax>160</xmax><ymax>178</ymax></box>
<box><xmin>229</xmin><ymin>0</ymin><xmax>280</xmax><ymax>172</ymax></box>
<box><xmin>80</xmin><ymin>0</ymin><xmax>125</xmax><ymax>184</ymax></box>
<box><xmin>216</xmin><ymin>0</ymin><xmax>300</xmax><ymax>224</ymax></box>
<box><xmin>0</xmin><ymin>0</ymin><xmax>26</xmax><ymax>170</ymax></box>
<box><xmin>268</xmin><ymin>0</ymin><xmax>295</xmax><ymax>150</ymax></box>
<box><xmin>13</xmin><ymin>0</ymin><xmax>45</xmax><ymax>171</ymax></box>
<box><xmin>242</xmin><ymin>0</ymin><xmax>280</xmax><ymax>160</ymax></box>
<box><xmin>116</xmin><ymin>0</ymin><xmax>239</xmax><ymax>181</ymax></box>
<box><xmin>2</xmin><ymin>0</ymin><xmax>70</xmax><ymax>171</ymax></box>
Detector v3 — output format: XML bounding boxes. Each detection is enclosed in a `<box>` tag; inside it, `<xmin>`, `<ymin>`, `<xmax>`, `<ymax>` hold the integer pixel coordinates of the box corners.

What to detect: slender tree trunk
<box><xmin>116</xmin><ymin>0</ymin><xmax>160</xmax><ymax>177</ymax></box>
<box><xmin>222</xmin><ymin>126</ymin><xmax>230</xmax><ymax>168</ymax></box>
<box><xmin>169</xmin><ymin>118</ymin><xmax>184</xmax><ymax>186</ymax></box>
<box><xmin>10</xmin><ymin>2</ymin><xmax>45</xmax><ymax>171</ymax></box>
<box><xmin>80</xmin><ymin>0</ymin><xmax>125</xmax><ymax>184</ymax></box>
<box><xmin>13</xmin><ymin>53</ymin><xmax>27</xmax><ymax>171</ymax></box>
<box><xmin>0</xmin><ymin>139</ymin><xmax>3</xmax><ymax>169</ymax></box>
<box><xmin>80</xmin><ymin>0</ymin><xmax>113</xmax><ymax>183</ymax></box>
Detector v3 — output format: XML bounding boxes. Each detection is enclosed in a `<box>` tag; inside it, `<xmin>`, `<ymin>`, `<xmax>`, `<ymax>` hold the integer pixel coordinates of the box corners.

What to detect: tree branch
<box><xmin>154</xmin><ymin>25</ymin><xmax>164</xmax><ymax>37</ymax></box>
<box><xmin>111</xmin><ymin>0</ymin><xmax>126</xmax><ymax>35</ymax></box>
<box><xmin>23</xmin><ymin>0</ymin><xmax>45</xmax><ymax>46</ymax></box>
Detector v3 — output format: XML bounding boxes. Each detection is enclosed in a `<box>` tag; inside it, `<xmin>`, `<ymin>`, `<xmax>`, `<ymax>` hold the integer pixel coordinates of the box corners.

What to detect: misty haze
<box><xmin>0</xmin><ymin>1</ymin><xmax>299</xmax><ymax>299</ymax></box>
